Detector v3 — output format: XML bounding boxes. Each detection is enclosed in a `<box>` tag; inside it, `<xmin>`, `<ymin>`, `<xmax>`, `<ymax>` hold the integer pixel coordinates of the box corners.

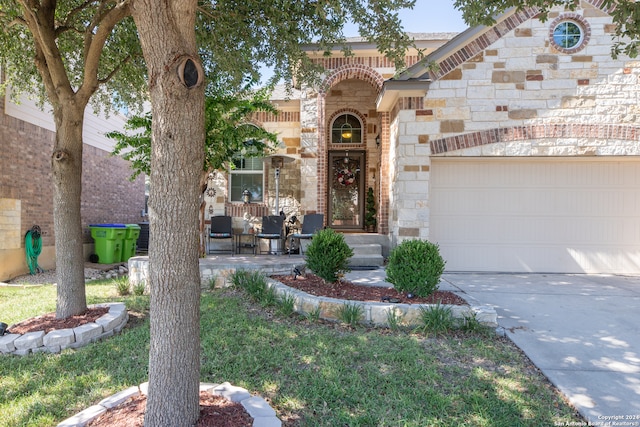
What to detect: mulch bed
<box><xmin>87</xmin><ymin>392</ymin><xmax>252</xmax><ymax>427</ymax></box>
<box><xmin>7</xmin><ymin>307</ymin><xmax>110</xmax><ymax>334</ymax></box>
<box><xmin>272</xmin><ymin>273</ymin><xmax>468</xmax><ymax>305</ymax></box>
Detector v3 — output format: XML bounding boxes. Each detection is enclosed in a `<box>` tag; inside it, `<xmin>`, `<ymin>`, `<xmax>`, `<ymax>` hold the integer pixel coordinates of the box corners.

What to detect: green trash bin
<box><xmin>122</xmin><ymin>224</ymin><xmax>141</xmax><ymax>262</ymax></box>
<box><xmin>89</xmin><ymin>224</ymin><xmax>126</xmax><ymax>264</ymax></box>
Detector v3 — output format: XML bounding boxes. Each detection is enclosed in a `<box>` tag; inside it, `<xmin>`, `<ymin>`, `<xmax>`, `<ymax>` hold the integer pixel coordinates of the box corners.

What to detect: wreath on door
<box><xmin>337</xmin><ymin>169</ymin><xmax>356</xmax><ymax>186</ymax></box>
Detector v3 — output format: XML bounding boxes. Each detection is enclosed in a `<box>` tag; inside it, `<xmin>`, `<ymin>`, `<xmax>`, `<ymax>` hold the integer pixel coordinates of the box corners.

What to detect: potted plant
<box><xmin>364</xmin><ymin>187</ymin><xmax>377</xmax><ymax>232</ymax></box>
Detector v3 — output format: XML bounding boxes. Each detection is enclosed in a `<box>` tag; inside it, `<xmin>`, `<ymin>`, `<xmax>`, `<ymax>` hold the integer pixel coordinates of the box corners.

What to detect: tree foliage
<box><xmin>453</xmin><ymin>0</ymin><xmax>640</xmax><ymax>58</ymax></box>
<box><xmin>196</xmin><ymin>0</ymin><xmax>419</xmax><ymax>88</ymax></box>
<box><xmin>0</xmin><ymin>1</ymin><xmax>147</xmax><ymax>112</ymax></box>
<box><xmin>107</xmin><ymin>84</ymin><xmax>278</xmax><ymax>181</ymax></box>
<box><xmin>0</xmin><ymin>0</ymin><xmax>427</xmax><ymax>424</ymax></box>
<box><xmin>1</xmin><ymin>0</ymin><xmax>420</xmax><ymax>107</ymax></box>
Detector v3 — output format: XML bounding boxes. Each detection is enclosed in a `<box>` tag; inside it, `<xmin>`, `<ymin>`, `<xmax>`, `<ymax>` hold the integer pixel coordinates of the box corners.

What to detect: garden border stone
<box><xmin>0</xmin><ymin>303</ymin><xmax>128</xmax><ymax>356</ymax></box>
<box><xmin>56</xmin><ymin>381</ymin><xmax>281</xmax><ymax>427</ymax></box>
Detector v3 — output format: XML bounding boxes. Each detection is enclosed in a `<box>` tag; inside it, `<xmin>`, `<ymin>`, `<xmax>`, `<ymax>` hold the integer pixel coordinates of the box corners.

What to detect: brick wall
<box><xmin>81</xmin><ymin>144</ymin><xmax>146</xmax><ymax>243</ymax></box>
<box><xmin>0</xmin><ymin>97</ymin><xmax>145</xmax><ymax>279</ymax></box>
<box><xmin>0</xmin><ymin>99</ymin><xmax>56</xmax><ymax>246</ymax></box>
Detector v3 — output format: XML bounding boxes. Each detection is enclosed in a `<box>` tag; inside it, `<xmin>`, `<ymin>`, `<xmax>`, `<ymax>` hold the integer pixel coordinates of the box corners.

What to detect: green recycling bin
<box><xmin>121</xmin><ymin>224</ymin><xmax>141</xmax><ymax>262</ymax></box>
<box><xmin>89</xmin><ymin>224</ymin><xmax>126</xmax><ymax>264</ymax></box>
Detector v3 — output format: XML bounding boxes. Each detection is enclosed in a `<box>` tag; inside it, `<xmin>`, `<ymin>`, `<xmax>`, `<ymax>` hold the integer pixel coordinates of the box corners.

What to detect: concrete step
<box><xmin>348</xmin><ymin>241</ymin><xmax>384</xmax><ymax>267</ymax></box>
<box><xmin>348</xmin><ymin>254</ymin><xmax>385</xmax><ymax>267</ymax></box>
<box><xmin>342</xmin><ymin>233</ymin><xmax>390</xmax><ymax>258</ymax></box>
<box><xmin>342</xmin><ymin>233</ymin><xmax>387</xmax><ymax>245</ymax></box>
<box><xmin>350</xmin><ymin>243</ymin><xmax>383</xmax><ymax>255</ymax></box>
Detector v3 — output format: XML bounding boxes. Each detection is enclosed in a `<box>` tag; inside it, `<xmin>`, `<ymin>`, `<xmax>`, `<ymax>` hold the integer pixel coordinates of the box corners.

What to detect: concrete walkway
<box><xmin>441</xmin><ymin>272</ymin><xmax>640</xmax><ymax>425</ymax></box>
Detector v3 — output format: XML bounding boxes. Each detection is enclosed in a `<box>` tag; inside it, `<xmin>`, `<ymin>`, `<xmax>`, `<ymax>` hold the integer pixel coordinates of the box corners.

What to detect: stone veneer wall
<box><xmin>389</xmin><ymin>3</ymin><xmax>640</xmax><ymax>243</ymax></box>
<box><xmin>264</xmin><ymin>49</ymin><xmax>436</xmax><ymax>234</ymax></box>
<box><xmin>316</xmin><ymin>65</ymin><xmax>385</xmax><ymax>231</ymax></box>
<box><xmin>0</xmin><ymin>97</ymin><xmax>145</xmax><ymax>281</ymax></box>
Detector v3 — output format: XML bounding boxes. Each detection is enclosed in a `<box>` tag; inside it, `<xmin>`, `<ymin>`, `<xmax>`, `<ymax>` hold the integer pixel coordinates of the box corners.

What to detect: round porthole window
<box><xmin>553</xmin><ymin>21</ymin><xmax>583</xmax><ymax>49</ymax></box>
<box><xmin>549</xmin><ymin>14</ymin><xmax>590</xmax><ymax>53</ymax></box>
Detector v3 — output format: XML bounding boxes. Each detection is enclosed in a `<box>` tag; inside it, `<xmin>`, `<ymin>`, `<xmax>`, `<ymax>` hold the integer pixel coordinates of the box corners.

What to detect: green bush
<box><xmin>304</xmin><ymin>228</ymin><xmax>353</xmax><ymax>282</ymax></box>
<box><xmin>385</xmin><ymin>239</ymin><xmax>445</xmax><ymax>297</ymax></box>
<box><xmin>364</xmin><ymin>187</ymin><xmax>377</xmax><ymax>229</ymax></box>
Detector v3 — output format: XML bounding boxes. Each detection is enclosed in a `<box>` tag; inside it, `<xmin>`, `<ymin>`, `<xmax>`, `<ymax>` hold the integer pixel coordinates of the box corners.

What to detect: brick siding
<box><xmin>0</xmin><ymin>98</ymin><xmax>145</xmax><ymax>248</ymax></box>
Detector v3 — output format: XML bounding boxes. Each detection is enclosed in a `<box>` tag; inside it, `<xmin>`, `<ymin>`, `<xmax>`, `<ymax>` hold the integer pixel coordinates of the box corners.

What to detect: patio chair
<box><xmin>255</xmin><ymin>215</ymin><xmax>285</xmax><ymax>255</ymax></box>
<box><xmin>208</xmin><ymin>215</ymin><xmax>234</xmax><ymax>255</ymax></box>
<box><xmin>288</xmin><ymin>213</ymin><xmax>324</xmax><ymax>256</ymax></box>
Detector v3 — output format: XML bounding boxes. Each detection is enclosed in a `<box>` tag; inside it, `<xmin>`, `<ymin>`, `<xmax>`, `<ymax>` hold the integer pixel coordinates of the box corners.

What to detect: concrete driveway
<box><xmin>441</xmin><ymin>273</ymin><xmax>640</xmax><ymax>425</ymax></box>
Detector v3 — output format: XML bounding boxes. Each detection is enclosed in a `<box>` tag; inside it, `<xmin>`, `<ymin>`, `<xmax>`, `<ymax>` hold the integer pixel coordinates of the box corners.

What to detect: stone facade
<box><xmin>250</xmin><ymin>3</ymin><xmax>639</xmax><ymax>273</ymax></box>
<box><xmin>244</xmin><ymin>41</ymin><xmax>449</xmax><ymax>237</ymax></box>
<box><xmin>379</xmin><ymin>2</ymin><xmax>640</xmax><ymax>250</ymax></box>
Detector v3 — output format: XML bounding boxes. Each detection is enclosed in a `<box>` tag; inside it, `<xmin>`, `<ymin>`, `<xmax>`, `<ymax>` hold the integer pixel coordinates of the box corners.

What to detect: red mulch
<box><xmin>7</xmin><ymin>307</ymin><xmax>110</xmax><ymax>334</ymax></box>
<box><xmin>87</xmin><ymin>392</ymin><xmax>252</xmax><ymax>427</ymax></box>
<box><xmin>272</xmin><ymin>273</ymin><xmax>468</xmax><ymax>306</ymax></box>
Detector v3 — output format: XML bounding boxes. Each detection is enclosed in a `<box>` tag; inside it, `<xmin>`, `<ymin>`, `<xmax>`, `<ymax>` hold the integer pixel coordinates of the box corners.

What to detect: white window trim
<box><xmin>548</xmin><ymin>14</ymin><xmax>590</xmax><ymax>54</ymax></box>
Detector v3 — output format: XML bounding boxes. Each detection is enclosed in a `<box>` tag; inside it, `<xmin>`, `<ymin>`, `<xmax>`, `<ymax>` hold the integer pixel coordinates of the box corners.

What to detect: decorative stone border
<box><xmin>56</xmin><ymin>381</ymin><xmax>281</xmax><ymax>427</ymax></box>
<box><xmin>0</xmin><ymin>303</ymin><xmax>128</xmax><ymax>356</ymax></box>
<box><xmin>267</xmin><ymin>279</ymin><xmax>498</xmax><ymax>328</ymax></box>
<box><xmin>129</xmin><ymin>256</ymin><xmax>498</xmax><ymax>328</ymax></box>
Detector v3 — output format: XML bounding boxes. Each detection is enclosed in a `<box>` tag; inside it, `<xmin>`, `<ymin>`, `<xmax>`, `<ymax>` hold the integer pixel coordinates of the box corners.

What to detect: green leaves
<box><xmin>385</xmin><ymin>239</ymin><xmax>446</xmax><ymax>297</ymax></box>
<box><xmin>108</xmin><ymin>84</ymin><xmax>278</xmax><ymax>180</ymax></box>
<box><xmin>197</xmin><ymin>0</ymin><xmax>418</xmax><ymax>87</ymax></box>
<box><xmin>305</xmin><ymin>228</ymin><xmax>354</xmax><ymax>283</ymax></box>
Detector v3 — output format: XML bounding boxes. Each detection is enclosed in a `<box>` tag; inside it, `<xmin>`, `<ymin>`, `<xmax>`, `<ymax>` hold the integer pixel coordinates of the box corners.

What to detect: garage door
<box><xmin>430</xmin><ymin>158</ymin><xmax>640</xmax><ymax>274</ymax></box>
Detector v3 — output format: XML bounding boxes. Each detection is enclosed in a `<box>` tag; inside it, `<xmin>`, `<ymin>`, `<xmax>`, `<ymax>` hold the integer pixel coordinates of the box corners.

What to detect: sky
<box><xmin>261</xmin><ymin>1</ymin><xmax>467</xmax><ymax>83</ymax></box>
<box><xmin>344</xmin><ymin>0</ymin><xmax>468</xmax><ymax>36</ymax></box>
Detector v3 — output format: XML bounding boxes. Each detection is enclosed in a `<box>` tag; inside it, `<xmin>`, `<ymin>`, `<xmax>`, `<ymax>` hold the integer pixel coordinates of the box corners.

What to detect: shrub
<box><xmin>364</xmin><ymin>187</ymin><xmax>377</xmax><ymax>230</ymax></box>
<box><xmin>385</xmin><ymin>239</ymin><xmax>445</xmax><ymax>297</ymax></box>
<box><xmin>304</xmin><ymin>228</ymin><xmax>353</xmax><ymax>282</ymax></box>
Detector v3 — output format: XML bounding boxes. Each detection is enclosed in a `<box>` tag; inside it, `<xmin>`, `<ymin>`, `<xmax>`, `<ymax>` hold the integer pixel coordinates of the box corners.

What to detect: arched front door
<box><xmin>328</xmin><ymin>150</ymin><xmax>365</xmax><ymax>230</ymax></box>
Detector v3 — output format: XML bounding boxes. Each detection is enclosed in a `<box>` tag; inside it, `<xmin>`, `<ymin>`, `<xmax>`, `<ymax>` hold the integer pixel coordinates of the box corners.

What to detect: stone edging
<box><xmin>266</xmin><ymin>279</ymin><xmax>498</xmax><ymax>328</ymax></box>
<box><xmin>0</xmin><ymin>303</ymin><xmax>128</xmax><ymax>356</ymax></box>
<box><xmin>56</xmin><ymin>381</ymin><xmax>281</xmax><ymax>427</ymax></box>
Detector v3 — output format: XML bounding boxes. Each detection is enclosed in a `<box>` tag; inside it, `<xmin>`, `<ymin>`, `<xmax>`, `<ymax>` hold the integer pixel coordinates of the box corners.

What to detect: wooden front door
<box><xmin>328</xmin><ymin>150</ymin><xmax>365</xmax><ymax>230</ymax></box>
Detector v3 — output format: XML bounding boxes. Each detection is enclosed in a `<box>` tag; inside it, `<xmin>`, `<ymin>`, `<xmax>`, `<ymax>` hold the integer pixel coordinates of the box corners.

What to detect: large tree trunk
<box><xmin>132</xmin><ymin>2</ymin><xmax>205</xmax><ymax>426</ymax></box>
<box><xmin>52</xmin><ymin>103</ymin><xmax>88</xmax><ymax>319</ymax></box>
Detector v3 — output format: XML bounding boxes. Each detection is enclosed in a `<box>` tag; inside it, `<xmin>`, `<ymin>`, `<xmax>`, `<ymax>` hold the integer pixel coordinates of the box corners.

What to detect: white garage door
<box><xmin>430</xmin><ymin>158</ymin><xmax>640</xmax><ymax>274</ymax></box>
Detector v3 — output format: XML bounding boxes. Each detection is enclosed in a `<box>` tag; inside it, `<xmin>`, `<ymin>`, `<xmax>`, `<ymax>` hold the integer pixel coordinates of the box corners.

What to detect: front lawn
<box><xmin>0</xmin><ymin>280</ymin><xmax>583</xmax><ymax>426</ymax></box>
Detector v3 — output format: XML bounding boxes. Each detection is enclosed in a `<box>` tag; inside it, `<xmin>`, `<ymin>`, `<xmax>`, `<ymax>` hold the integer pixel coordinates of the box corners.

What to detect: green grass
<box><xmin>0</xmin><ymin>281</ymin><xmax>583</xmax><ymax>427</ymax></box>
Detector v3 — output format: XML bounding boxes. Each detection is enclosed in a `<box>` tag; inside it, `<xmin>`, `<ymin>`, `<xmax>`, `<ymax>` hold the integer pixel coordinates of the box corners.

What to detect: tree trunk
<box><xmin>132</xmin><ymin>2</ymin><xmax>205</xmax><ymax>426</ymax></box>
<box><xmin>52</xmin><ymin>103</ymin><xmax>88</xmax><ymax>319</ymax></box>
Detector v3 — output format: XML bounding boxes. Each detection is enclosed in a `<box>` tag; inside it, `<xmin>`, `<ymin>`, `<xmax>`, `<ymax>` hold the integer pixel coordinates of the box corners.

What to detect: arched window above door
<box><xmin>331</xmin><ymin>113</ymin><xmax>362</xmax><ymax>144</ymax></box>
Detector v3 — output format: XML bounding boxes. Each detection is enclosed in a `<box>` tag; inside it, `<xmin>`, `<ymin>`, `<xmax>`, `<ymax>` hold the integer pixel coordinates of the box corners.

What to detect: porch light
<box><xmin>340</xmin><ymin>123</ymin><xmax>353</xmax><ymax>140</ymax></box>
<box><xmin>375</xmin><ymin>135</ymin><xmax>381</xmax><ymax>148</ymax></box>
<box><xmin>242</xmin><ymin>189</ymin><xmax>251</xmax><ymax>204</ymax></box>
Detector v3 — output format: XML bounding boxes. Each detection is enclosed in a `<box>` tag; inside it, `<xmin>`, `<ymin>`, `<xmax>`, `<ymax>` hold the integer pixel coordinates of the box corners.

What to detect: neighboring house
<box><xmin>0</xmin><ymin>90</ymin><xmax>146</xmax><ymax>281</ymax></box>
<box><xmin>206</xmin><ymin>1</ymin><xmax>640</xmax><ymax>274</ymax></box>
